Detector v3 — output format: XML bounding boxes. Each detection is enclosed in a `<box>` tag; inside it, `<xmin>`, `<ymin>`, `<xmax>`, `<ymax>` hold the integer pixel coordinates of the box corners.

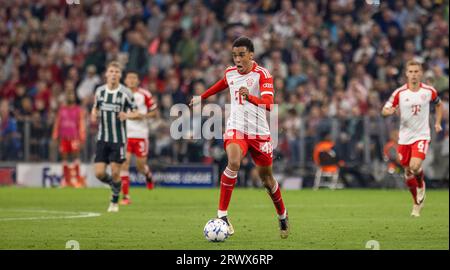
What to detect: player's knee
<box><xmin>409</xmin><ymin>163</ymin><xmax>421</xmax><ymax>174</ymax></box>
<box><xmin>404</xmin><ymin>168</ymin><xmax>413</xmax><ymax>178</ymax></box>
<box><xmin>227</xmin><ymin>160</ymin><xmax>240</xmax><ymax>171</ymax></box>
<box><xmin>111</xmin><ymin>170</ymin><xmax>121</xmax><ymax>180</ymax></box>
<box><xmin>122</xmin><ymin>161</ymin><xmax>130</xmax><ymax>171</ymax></box>
<box><xmin>122</xmin><ymin>158</ymin><xmax>130</xmax><ymax>166</ymax></box>
<box><xmin>258</xmin><ymin>169</ymin><xmax>272</xmax><ymax>183</ymax></box>
<box><xmin>260</xmin><ymin>173</ymin><xmax>274</xmax><ymax>186</ymax></box>
<box><xmin>95</xmin><ymin>171</ymin><xmax>106</xmax><ymax>180</ymax></box>
<box><xmin>136</xmin><ymin>161</ymin><xmax>146</xmax><ymax>173</ymax></box>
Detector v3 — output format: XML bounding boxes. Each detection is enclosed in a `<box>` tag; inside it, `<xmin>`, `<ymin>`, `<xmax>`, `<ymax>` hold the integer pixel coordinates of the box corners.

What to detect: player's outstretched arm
<box><xmin>146</xmin><ymin>110</ymin><xmax>157</xmax><ymax>118</ymax></box>
<box><xmin>189</xmin><ymin>78</ymin><xmax>228</xmax><ymax>107</ymax></box>
<box><xmin>119</xmin><ymin>110</ymin><xmax>140</xmax><ymax>121</ymax></box>
<box><xmin>434</xmin><ymin>101</ymin><xmax>443</xmax><ymax>132</ymax></box>
<box><xmin>129</xmin><ymin>110</ymin><xmax>156</xmax><ymax>120</ymax></box>
<box><xmin>189</xmin><ymin>96</ymin><xmax>201</xmax><ymax>107</ymax></box>
<box><xmin>381</xmin><ymin>106</ymin><xmax>396</xmax><ymax>117</ymax></box>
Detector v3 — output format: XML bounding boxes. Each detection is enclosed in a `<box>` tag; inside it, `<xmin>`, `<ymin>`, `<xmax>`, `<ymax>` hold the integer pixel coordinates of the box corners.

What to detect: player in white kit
<box><xmin>382</xmin><ymin>60</ymin><xmax>443</xmax><ymax>217</ymax></box>
<box><xmin>190</xmin><ymin>37</ymin><xmax>289</xmax><ymax>238</ymax></box>
<box><xmin>120</xmin><ymin>71</ymin><xmax>158</xmax><ymax>205</ymax></box>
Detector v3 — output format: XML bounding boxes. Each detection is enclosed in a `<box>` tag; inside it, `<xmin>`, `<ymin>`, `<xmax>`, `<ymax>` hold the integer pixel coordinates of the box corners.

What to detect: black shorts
<box><xmin>94</xmin><ymin>141</ymin><xmax>126</xmax><ymax>164</ymax></box>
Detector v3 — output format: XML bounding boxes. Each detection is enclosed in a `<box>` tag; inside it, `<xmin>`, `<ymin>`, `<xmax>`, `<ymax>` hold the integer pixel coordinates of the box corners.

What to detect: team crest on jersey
<box><xmin>246</xmin><ymin>78</ymin><xmax>254</xmax><ymax>87</ymax></box>
<box><xmin>420</xmin><ymin>94</ymin><xmax>427</xmax><ymax>101</ymax></box>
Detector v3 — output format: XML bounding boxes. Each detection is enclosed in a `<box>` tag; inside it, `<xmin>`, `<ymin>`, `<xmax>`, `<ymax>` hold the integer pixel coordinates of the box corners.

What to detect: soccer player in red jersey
<box><xmin>382</xmin><ymin>60</ymin><xmax>443</xmax><ymax>217</ymax></box>
<box><xmin>190</xmin><ymin>36</ymin><xmax>289</xmax><ymax>238</ymax></box>
<box><xmin>52</xmin><ymin>90</ymin><xmax>86</xmax><ymax>188</ymax></box>
<box><xmin>120</xmin><ymin>71</ymin><xmax>158</xmax><ymax>205</ymax></box>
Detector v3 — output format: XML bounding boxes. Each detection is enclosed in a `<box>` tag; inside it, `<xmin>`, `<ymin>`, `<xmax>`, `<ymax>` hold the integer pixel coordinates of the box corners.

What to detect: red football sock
<box><xmin>144</xmin><ymin>165</ymin><xmax>154</xmax><ymax>189</ymax></box>
<box><xmin>415</xmin><ymin>169</ymin><xmax>424</xmax><ymax>188</ymax></box>
<box><xmin>405</xmin><ymin>174</ymin><xmax>419</xmax><ymax>205</ymax></box>
<box><xmin>267</xmin><ymin>181</ymin><xmax>286</xmax><ymax>218</ymax></box>
<box><xmin>63</xmin><ymin>163</ymin><xmax>71</xmax><ymax>187</ymax></box>
<box><xmin>74</xmin><ymin>162</ymin><xmax>80</xmax><ymax>178</ymax></box>
<box><xmin>73</xmin><ymin>161</ymin><xmax>82</xmax><ymax>187</ymax></box>
<box><xmin>120</xmin><ymin>171</ymin><xmax>130</xmax><ymax>197</ymax></box>
<box><xmin>218</xmin><ymin>167</ymin><xmax>238</xmax><ymax>216</ymax></box>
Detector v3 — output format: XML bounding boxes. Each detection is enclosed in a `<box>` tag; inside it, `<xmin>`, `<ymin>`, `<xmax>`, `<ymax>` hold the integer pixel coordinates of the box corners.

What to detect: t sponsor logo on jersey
<box><xmin>411</xmin><ymin>105</ymin><xmax>421</xmax><ymax>115</ymax></box>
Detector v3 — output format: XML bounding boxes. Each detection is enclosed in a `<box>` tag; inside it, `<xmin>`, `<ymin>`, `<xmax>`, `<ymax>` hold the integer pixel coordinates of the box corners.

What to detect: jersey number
<box><xmin>260</xmin><ymin>142</ymin><xmax>273</xmax><ymax>157</ymax></box>
<box><xmin>234</xmin><ymin>91</ymin><xmax>243</xmax><ymax>105</ymax></box>
<box><xmin>139</xmin><ymin>141</ymin><xmax>146</xmax><ymax>154</ymax></box>
<box><xmin>417</xmin><ymin>141</ymin><xmax>428</xmax><ymax>154</ymax></box>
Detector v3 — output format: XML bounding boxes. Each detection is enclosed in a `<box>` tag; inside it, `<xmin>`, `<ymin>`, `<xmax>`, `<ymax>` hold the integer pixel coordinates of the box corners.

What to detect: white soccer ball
<box><xmin>203</xmin><ymin>218</ymin><xmax>229</xmax><ymax>242</ymax></box>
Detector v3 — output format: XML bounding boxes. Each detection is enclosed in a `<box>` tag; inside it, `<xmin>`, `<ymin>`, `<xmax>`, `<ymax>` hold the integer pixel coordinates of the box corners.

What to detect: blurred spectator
<box><xmin>430</xmin><ymin>65</ymin><xmax>450</xmax><ymax>94</ymax></box>
<box><xmin>283</xmin><ymin>108</ymin><xmax>301</xmax><ymax>167</ymax></box>
<box><xmin>0</xmin><ymin>99</ymin><xmax>21</xmax><ymax>160</ymax></box>
<box><xmin>29</xmin><ymin>111</ymin><xmax>50</xmax><ymax>161</ymax></box>
<box><xmin>126</xmin><ymin>21</ymin><xmax>150</xmax><ymax>75</ymax></box>
<box><xmin>353</xmin><ymin>36</ymin><xmax>376</xmax><ymax>63</ymax></box>
<box><xmin>313</xmin><ymin>132</ymin><xmax>341</xmax><ymax>190</ymax></box>
<box><xmin>149</xmin><ymin>42</ymin><xmax>174</xmax><ymax>74</ymax></box>
<box><xmin>76</xmin><ymin>65</ymin><xmax>101</xmax><ymax>106</ymax></box>
<box><xmin>175</xmin><ymin>29</ymin><xmax>199</xmax><ymax>68</ymax></box>
<box><xmin>49</xmin><ymin>32</ymin><xmax>75</xmax><ymax>58</ymax></box>
<box><xmin>383</xmin><ymin>129</ymin><xmax>401</xmax><ymax>175</ymax></box>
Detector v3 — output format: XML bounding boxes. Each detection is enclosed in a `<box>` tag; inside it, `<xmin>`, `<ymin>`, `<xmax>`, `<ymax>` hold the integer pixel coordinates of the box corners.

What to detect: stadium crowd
<box><xmin>0</xmin><ymin>0</ymin><xmax>448</xmax><ymax>183</ymax></box>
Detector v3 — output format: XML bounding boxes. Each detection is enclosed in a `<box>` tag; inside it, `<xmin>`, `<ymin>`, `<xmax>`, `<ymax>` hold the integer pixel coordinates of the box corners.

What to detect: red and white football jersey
<box><xmin>126</xmin><ymin>88</ymin><xmax>157</xmax><ymax>139</ymax></box>
<box><xmin>384</xmin><ymin>83</ymin><xmax>440</xmax><ymax>145</ymax></box>
<box><xmin>224</xmin><ymin>62</ymin><xmax>273</xmax><ymax>136</ymax></box>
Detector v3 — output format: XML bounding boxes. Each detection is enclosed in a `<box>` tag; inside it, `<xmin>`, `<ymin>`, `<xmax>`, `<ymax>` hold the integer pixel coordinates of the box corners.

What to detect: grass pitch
<box><xmin>0</xmin><ymin>187</ymin><xmax>448</xmax><ymax>250</ymax></box>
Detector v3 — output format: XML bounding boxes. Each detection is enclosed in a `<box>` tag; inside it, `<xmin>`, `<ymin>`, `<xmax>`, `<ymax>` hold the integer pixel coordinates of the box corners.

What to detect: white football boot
<box><xmin>107</xmin><ymin>202</ymin><xmax>119</xmax><ymax>213</ymax></box>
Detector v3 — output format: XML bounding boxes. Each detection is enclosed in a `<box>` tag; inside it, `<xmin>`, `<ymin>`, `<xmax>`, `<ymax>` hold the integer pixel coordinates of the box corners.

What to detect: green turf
<box><xmin>0</xmin><ymin>187</ymin><xmax>448</xmax><ymax>250</ymax></box>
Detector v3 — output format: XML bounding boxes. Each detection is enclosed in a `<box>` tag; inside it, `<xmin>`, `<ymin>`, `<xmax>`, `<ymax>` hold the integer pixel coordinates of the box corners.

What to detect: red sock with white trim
<box><xmin>74</xmin><ymin>162</ymin><xmax>80</xmax><ymax>179</ymax></box>
<box><xmin>415</xmin><ymin>169</ymin><xmax>424</xmax><ymax>188</ymax></box>
<box><xmin>144</xmin><ymin>165</ymin><xmax>154</xmax><ymax>189</ymax></box>
<box><xmin>62</xmin><ymin>163</ymin><xmax>71</xmax><ymax>187</ymax></box>
<box><xmin>120</xmin><ymin>171</ymin><xmax>130</xmax><ymax>198</ymax></box>
<box><xmin>267</xmin><ymin>181</ymin><xmax>287</xmax><ymax>219</ymax></box>
<box><xmin>73</xmin><ymin>161</ymin><xmax>82</xmax><ymax>187</ymax></box>
<box><xmin>217</xmin><ymin>167</ymin><xmax>238</xmax><ymax>218</ymax></box>
<box><xmin>405</xmin><ymin>173</ymin><xmax>419</xmax><ymax>205</ymax></box>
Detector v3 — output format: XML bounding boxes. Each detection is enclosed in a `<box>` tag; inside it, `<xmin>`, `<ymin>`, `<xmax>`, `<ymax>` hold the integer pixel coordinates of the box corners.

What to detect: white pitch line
<box><xmin>0</xmin><ymin>209</ymin><xmax>101</xmax><ymax>221</ymax></box>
